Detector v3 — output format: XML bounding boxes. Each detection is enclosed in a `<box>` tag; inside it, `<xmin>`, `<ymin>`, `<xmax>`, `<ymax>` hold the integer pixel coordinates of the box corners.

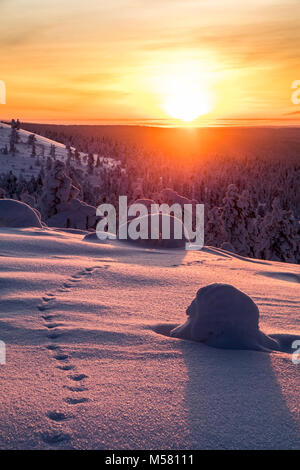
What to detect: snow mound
<box><xmin>118</xmin><ymin>213</ymin><xmax>188</xmax><ymax>248</ymax></box>
<box><xmin>170</xmin><ymin>283</ymin><xmax>281</xmax><ymax>351</ymax></box>
<box><xmin>47</xmin><ymin>198</ymin><xmax>96</xmax><ymax>230</ymax></box>
<box><xmin>87</xmin><ymin>213</ymin><xmax>188</xmax><ymax>248</ymax></box>
<box><xmin>0</xmin><ymin>199</ymin><xmax>42</xmax><ymax>228</ymax></box>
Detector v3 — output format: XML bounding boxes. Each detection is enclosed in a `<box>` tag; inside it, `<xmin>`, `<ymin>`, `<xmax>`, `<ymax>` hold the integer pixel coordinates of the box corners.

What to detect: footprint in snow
<box><xmin>78</xmin><ymin>270</ymin><xmax>91</xmax><ymax>276</ymax></box>
<box><xmin>57</xmin><ymin>365</ymin><xmax>75</xmax><ymax>371</ymax></box>
<box><xmin>64</xmin><ymin>397</ymin><xmax>89</xmax><ymax>405</ymax></box>
<box><xmin>46</xmin><ymin>344</ymin><xmax>60</xmax><ymax>351</ymax></box>
<box><xmin>68</xmin><ymin>374</ymin><xmax>88</xmax><ymax>382</ymax></box>
<box><xmin>54</xmin><ymin>354</ymin><xmax>69</xmax><ymax>361</ymax></box>
<box><xmin>41</xmin><ymin>432</ymin><xmax>71</xmax><ymax>445</ymax></box>
<box><xmin>45</xmin><ymin>323</ymin><xmax>62</xmax><ymax>329</ymax></box>
<box><xmin>42</xmin><ymin>315</ymin><xmax>57</xmax><ymax>322</ymax></box>
<box><xmin>47</xmin><ymin>411</ymin><xmax>70</xmax><ymax>422</ymax></box>
<box><xmin>65</xmin><ymin>385</ymin><xmax>88</xmax><ymax>392</ymax></box>
<box><xmin>42</xmin><ymin>296</ymin><xmax>55</xmax><ymax>302</ymax></box>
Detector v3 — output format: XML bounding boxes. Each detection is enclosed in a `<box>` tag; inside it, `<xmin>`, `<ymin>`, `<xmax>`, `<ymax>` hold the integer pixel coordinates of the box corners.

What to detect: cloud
<box><xmin>138</xmin><ymin>19</ymin><xmax>300</xmax><ymax>68</ymax></box>
<box><xmin>69</xmin><ymin>72</ymin><xmax>119</xmax><ymax>85</ymax></box>
<box><xmin>284</xmin><ymin>110</ymin><xmax>300</xmax><ymax>115</ymax></box>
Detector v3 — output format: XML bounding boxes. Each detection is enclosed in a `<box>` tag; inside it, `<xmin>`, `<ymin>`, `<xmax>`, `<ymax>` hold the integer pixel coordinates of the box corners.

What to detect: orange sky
<box><xmin>0</xmin><ymin>0</ymin><xmax>300</xmax><ymax>125</ymax></box>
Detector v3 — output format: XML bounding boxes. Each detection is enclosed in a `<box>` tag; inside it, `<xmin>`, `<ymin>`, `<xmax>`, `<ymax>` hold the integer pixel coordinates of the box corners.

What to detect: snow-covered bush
<box><xmin>38</xmin><ymin>160</ymin><xmax>96</xmax><ymax>229</ymax></box>
<box><xmin>39</xmin><ymin>160</ymin><xmax>80</xmax><ymax>219</ymax></box>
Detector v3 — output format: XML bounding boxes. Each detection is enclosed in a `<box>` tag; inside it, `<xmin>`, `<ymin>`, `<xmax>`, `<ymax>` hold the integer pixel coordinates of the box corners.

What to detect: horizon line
<box><xmin>2</xmin><ymin>117</ymin><xmax>300</xmax><ymax>129</ymax></box>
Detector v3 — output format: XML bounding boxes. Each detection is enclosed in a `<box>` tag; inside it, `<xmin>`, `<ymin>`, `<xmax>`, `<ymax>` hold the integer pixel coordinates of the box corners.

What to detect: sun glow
<box><xmin>164</xmin><ymin>89</ymin><xmax>211</xmax><ymax>122</ymax></box>
<box><xmin>158</xmin><ymin>65</ymin><xmax>213</xmax><ymax>123</ymax></box>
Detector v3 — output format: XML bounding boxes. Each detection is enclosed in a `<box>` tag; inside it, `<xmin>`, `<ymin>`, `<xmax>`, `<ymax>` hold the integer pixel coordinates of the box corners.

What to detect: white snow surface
<box><xmin>0</xmin><ymin>227</ymin><xmax>299</xmax><ymax>450</ymax></box>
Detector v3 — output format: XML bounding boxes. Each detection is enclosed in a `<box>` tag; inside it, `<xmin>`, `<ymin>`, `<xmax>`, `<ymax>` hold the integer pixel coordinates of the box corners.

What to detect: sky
<box><xmin>0</xmin><ymin>0</ymin><xmax>300</xmax><ymax>125</ymax></box>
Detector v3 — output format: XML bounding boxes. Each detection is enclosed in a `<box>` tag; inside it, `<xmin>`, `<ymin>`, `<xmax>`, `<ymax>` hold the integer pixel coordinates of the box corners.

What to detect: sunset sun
<box><xmin>164</xmin><ymin>89</ymin><xmax>212</xmax><ymax>122</ymax></box>
<box><xmin>159</xmin><ymin>66</ymin><xmax>213</xmax><ymax>123</ymax></box>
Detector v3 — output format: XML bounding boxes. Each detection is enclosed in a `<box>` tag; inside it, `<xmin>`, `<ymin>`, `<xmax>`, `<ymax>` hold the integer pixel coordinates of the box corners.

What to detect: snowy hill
<box><xmin>0</xmin><ymin>122</ymin><xmax>71</xmax><ymax>180</ymax></box>
<box><xmin>0</xmin><ymin>123</ymin><xmax>121</xmax><ymax>230</ymax></box>
<box><xmin>0</xmin><ymin>223</ymin><xmax>299</xmax><ymax>449</ymax></box>
<box><xmin>0</xmin><ymin>122</ymin><xmax>115</xmax><ymax>181</ymax></box>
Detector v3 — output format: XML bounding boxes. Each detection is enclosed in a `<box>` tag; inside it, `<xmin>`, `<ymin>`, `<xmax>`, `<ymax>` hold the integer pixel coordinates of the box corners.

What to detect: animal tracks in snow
<box><xmin>46</xmin><ymin>344</ymin><xmax>60</xmax><ymax>351</ymax></box>
<box><xmin>53</xmin><ymin>354</ymin><xmax>69</xmax><ymax>361</ymax></box>
<box><xmin>46</xmin><ymin>323</ymin><xmax>62</xmax><ymax>329</ymax></box>
<box><xmin>57</xmin><ymin>364</ymin><xmax>75</xmax><ymax>371</ymax></box>
<box><xmin>37</xmin><ymin>264</ymin><xmax>106</xmax><ymax>447</ymax></box>
<box><xmin>42</xmin><ymin>296</ymin><xmax>55</xmax><ymax>302</ymax></box>
<box><xmin>68</xmin><ymin>373</ymin><xmax>88</xmax><ymax>382</ymax></box>
<box><xmin>66</xmin><ymin>385</ymin><xmax>88</xmax><ymax>392</ymax></box>
<box><xmin>47</xmin><ymin>411</ymin><xmax>70</xmax><ymax>422</ymax></box>
<box><xmin>41</xmin><ymin>431</ymin><xmax>71</xmax><ymax>445</ymax></box>
<box><xmin>64</xmin><ymin>397</ymin><xmax>89</xmax><ymax>405</ymax></box>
